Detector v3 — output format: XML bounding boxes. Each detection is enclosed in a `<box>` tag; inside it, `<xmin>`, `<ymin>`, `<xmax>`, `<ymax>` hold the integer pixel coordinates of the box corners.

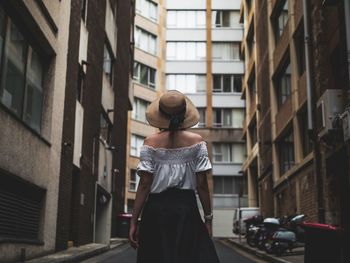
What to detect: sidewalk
<box><xmin>26</xmin><ymin>238</ymin><xmax>128</xmax><ymax>263</ymax></box>
<box><xmin>227</xmin><ymin>237</ymin><xmax>304</xmax><ymax>263</ymax></box>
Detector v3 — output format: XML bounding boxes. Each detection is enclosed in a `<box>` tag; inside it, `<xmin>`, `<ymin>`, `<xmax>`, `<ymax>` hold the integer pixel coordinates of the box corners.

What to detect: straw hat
<box><xmin>146</xmin><ymin>90</ymin><xmax>200</xmax><ymax>129</ymax></box>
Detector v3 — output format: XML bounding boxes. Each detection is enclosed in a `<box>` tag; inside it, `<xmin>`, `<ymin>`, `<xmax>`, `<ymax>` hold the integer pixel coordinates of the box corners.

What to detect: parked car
<box><xmin>232</xmin><ymin>207</ymin><xmax>260</xmax><ymax>235</ymax></box>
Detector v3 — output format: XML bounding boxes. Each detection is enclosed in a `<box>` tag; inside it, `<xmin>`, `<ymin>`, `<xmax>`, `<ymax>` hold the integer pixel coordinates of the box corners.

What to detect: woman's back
<box><xmin>137</xmin><ymin>131</ymin><xmax>211</xmax><ymax>194</ymax></box>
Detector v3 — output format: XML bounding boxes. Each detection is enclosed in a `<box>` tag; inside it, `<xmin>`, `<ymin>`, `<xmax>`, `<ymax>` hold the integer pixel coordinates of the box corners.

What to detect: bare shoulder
<box><xmin>143</xmin><ymin>133</ymin><xmax>160</xmax><ymax>147</ymax></box>
<box><xmin>183</xmin><ymin>131</ymin><xmax>204</xmax><ymax>144</ymax></box>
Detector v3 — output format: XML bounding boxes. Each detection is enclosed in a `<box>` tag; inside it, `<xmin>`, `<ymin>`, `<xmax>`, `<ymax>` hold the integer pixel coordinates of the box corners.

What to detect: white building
<box><xmin>165</xmin><ymin>0</ymin><xmax>247</xmax><ymax>237</ymax></box>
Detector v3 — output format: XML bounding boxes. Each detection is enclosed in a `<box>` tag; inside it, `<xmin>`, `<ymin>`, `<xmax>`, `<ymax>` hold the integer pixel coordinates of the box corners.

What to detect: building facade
<box><xmin>165</xmin><ymin>0</ymin><xmax>247</xmax><ymax>237</ymax></box>
<box><xmin>0</xmin><ymin>0</ymin><xmax>72</xmax><ymax>261</ymax></box>
<box><xmin>124</xmin><ymin>0</ymin><xmax>166</xmax><ymax>213</ymax></box>
<box><xmin>240</xmin><ymin>0</ymin><xmax>350</xmax><ymax>250</ymax></box>
<box><xmin>0</xmin><ymin>0</ymin><xmax>134</xmax><ymax>261</ymax></box>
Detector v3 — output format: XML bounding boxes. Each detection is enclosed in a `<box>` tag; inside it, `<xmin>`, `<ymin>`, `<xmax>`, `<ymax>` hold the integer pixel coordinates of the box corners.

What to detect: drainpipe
<box><xmin>303</xmin><ymin>0</ymin><xmax>325</xmax><ymax>223</ymax></box>
<box><xmin>303</xmin><ymin>0</ymin><xmax>313</xmax><ymax>131</ymax></box>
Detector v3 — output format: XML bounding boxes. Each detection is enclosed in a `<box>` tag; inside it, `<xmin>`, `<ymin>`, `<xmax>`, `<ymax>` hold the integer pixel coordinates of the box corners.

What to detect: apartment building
<box><xmin>240</xmin><ymin>0</ymin><xmax>350</xmax><ymax>247</ymax></box>
<box><xmin>124</xmin><ymin>0</ymin><xmax>166</xmax><ymax>212</ymax></box>
<box><xmin>56</xmin><ymin>0</ymin><xmax>134</xmax><ymax>251</ymax></box>
<box><xmin>0</xmin><ymin>0</ymin><xmax>134</xmax><ymax>261</ymax></box>
<box><xmin>0</xmin><ymin>0</ymin><xmax>72</xmax><ymax>261</ymax></box>
<box><xmin>165</xmin><ymin>0</ymin><xmax>247</xmax><ymax>237</ymax></box>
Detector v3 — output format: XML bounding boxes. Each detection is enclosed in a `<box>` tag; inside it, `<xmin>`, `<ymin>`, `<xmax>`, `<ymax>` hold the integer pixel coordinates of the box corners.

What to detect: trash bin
<box><xmin>116</xmin><ymin>213</ymin><xmax>132</xmax><ymax>238</ymax></box>
<box><xmin>302</xmin><ymin>222</ymin><xmax>344</xmax><ymax>263</ymax></box>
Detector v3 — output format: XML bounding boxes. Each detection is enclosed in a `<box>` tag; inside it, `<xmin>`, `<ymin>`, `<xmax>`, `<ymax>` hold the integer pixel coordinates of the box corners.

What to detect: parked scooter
<box><xmin>244</xmin><ymin>215</ymin><xmax>263</xmax><ymax>247</ymax></box>
<box><xmin>257</xmin><ymin>217</ymin><xmax>280</xmax><ymax>250</ymax></box>
<box><xmin>266</xmin><ymin>214</ymin><xmax>306</xmax><ymax>256</ymax></box>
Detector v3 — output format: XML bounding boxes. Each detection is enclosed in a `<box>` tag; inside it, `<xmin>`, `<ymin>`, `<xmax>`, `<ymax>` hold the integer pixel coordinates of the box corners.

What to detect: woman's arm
<box><xmin>129</xmin><ymin>172</ymin><xmax>153</xmax><ymax>249</ymax></box>
<box><xmin>196</xmin><ymin>171</ymin><xmax>213</xmax><ymax>237</ymax></box>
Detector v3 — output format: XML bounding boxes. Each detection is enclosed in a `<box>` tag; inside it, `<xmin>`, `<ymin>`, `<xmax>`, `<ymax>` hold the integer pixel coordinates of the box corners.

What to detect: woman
<box><xmin>129</xmin><ymin>90</ymin><xmax>220</xmax><ymax>263</ymax></box>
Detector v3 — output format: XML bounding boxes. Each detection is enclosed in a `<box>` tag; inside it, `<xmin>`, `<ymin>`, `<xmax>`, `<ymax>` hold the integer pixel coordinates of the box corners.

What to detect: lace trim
<box><xmin>139</xmin><ymin>141</ymin><xmax>209</xmax><ymax>164</ymax></box>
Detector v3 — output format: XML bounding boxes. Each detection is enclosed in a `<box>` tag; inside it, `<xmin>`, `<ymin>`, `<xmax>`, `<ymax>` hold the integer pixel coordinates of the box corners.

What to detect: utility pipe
<box><xmin>303</xmin><ymin>0</ymin><xmax>314</xmax><ymax>131</ymax></box>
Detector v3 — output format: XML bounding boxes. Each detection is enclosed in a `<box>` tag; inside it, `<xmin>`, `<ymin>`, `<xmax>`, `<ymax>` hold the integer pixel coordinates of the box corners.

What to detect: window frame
<box><xmin>212</xmin><ymin>10</ymin><xmax>241</xmax><ymax>28</ymax></box>
<box><xmin>132</xmin><ymin>97</ymin><xmax>150</xmax><ymax>122</ymax></box>
<box><xmin>278</xmin><ymin>128</ymin><xmax>295</xmax><ymax>175</ymax></box>
<box><xmin>0</xmin><ymin>13</ymin><xmax>45</xmax><ymax>134</ymax></box>
<box><xmin>135</xmin><ymin>27</ymin><xmax>157</xmax><ymax>55</ymax></box>
<box><xmin>166</xmin><ymin>10</ymin><xmax>206</xmax><ymax>29</ymax></box>
<box><xmin>276</xmin><ymin>62</ymin><xmax>291</xmax><ymax>108</ymax></box>
<box><xmin>166</xmin><ymin>42</ymin><xmax>206</xmax><ymax>61</ymax></box>
<box><xmin>213</xmin><ymin>74</ymin><xmax>242</xmax><ymax>93</ymax></box>
<box><xmin>130</xmin><ymin>134</ymin><xmax>145</xmax><ymax>157</ymax></box>
<box><xmin>273</xmin><ymin>0</ymin><xmax>289</xmax><ymax>43</ymax></box>
<box><xmin>133</xmin><ymin>61</ymin><xmax>156</xmax><ymax>89</ymax></box>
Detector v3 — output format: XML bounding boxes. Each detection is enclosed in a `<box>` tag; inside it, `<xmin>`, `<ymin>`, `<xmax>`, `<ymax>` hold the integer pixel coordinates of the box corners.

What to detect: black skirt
<box><xmin>137</xmin><ymin>188</ymin><xmax>220</xmax><ymax>263</ymax></box>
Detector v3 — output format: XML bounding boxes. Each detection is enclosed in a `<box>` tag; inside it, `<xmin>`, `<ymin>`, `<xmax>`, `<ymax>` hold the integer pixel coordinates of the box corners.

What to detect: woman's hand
<box><xmin>129</xmin><ymin>221</ymin><xmax>139</xmax><ymax>249</ymax></box>
<box><xmin>205</xmin><ymin>221</ymin><xmax>213</xmax><ymax>237</ymax></box>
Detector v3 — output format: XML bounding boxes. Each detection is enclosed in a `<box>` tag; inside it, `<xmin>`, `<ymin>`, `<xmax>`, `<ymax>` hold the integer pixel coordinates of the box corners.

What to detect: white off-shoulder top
<box><xmin>136</xmin><ymin>141</ymin><xmax>212</xmax><ymax>193</ymax></box>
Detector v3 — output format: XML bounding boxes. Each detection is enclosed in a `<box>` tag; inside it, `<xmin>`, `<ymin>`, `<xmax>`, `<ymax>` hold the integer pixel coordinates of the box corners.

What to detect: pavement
<box><xmin>26</xmin><ymin>238</ymin><xmax>128</xmax><ymax>263</ymax></box>
<box><xmin>25</xmin><ymin>236</ymin><xmax>304</xmax><ymax>263</ymax></box>
<box><xmin>227</xmin><ymin>237</ymin><xmax>304</xmax><ymax>263</ymax></box>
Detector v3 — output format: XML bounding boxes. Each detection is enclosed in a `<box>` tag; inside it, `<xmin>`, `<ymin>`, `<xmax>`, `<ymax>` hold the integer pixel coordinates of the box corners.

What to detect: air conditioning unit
<box><xmin>316</xmin><ymin>89</ymin><xmax>344</xmax><ymax>138</ymax></box>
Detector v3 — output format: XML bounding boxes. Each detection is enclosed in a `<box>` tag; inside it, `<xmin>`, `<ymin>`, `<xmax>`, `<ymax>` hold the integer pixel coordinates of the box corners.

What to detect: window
<box><xmin>212</xmin><ymin>143</ymin><xmax>246</xmax><ymax>163</ymax></box>
<box><xmin>136</xmin><ymin>0</ymin><xmax>158</xmax><ymax>22</ymax></box>
<box><xmin>166</xmin><ymin>42</ymin><xmax>206</xmax><ymax>60</ymax></box>
<box><xmin>249</xmin><ymin>119</ymin><xmax>257</xmax><ymax>147</ymax></box>
<box><xmin>295</xmin><ymin>30</ymin><xmax>306</xmax><ymax>76</ymax></box>
<box><xmin>213</xmin><ymin>108</ymin><xmax>244</xmax><ymax>128</ymax></box>
<box><xmin>100</xmin><ymin>112</ymin><xmax>112</xmax><ymax>144</ymax></box>
<box><xmin>193</xmin><ymin>108</ymin><xmax>206</xmax><ymax>128</ymax></box>
<box><xmin>212</xmin><ymin>10</ymin><xmax>241</xmax><ymax>28</ymax></box>
<box><xmin>166</xmin><ymin>74</ymin><xmax>206</xmax><ymax>93</ymax></box>
<box><xmin>129</xmin><ymin>169</ymin><xmax>140</xmax><ymax>192</ymax></box>
<box><xmin>135</xmin><ymin>27</ymin><xmax>157</xmax><ymax>55</ymax></box>
<box><xmin>103</xmin><ymin>44</ymin><xmax>114</xmax><ymax>84</ymax></box>
<box><xmin>279</xmin><ymin>129</ymin><xmax>295</xmax><ymax>175</ymax></box>
<box><xmin>133</xmin><ymin>62</ymin><xmax>156</xmax><ymax>88</ymax></box>
<box><xmin>131</xmin><ymin>134</ymin><xmax>145</xmax><ymax>157</ymax></box>
<box><xmin>81</xmin><ymin>0</ymin><xmax>88</xmax><ymax>22</ymax></box>
<box><xmin>274</xmin><ymin>0</ymin><xmax>289</xmax><ymax>42</ymax></box>
<box><xmin>212</xmin><ymin>42</ymin><xmax>240</xmax><ymax>60</ymax></box>
<box><xmin>213</xmin><ymin>75</ymin><xmax>242</xmax><ymax>93</ymax></box>
<box><xmin>277</xmin><ymin>63</ymin><xmax>291</xmax><ymax>107</ymax></box>
<box><xmin>167</xmin><ymin>11</ymin><xmax>206</xmax><ymax>28</ymax></box>
<box><xmin>132</xmin><ymin>97</ymin><xmax>150</xmax><ymax>122</ymax></box>
<box><xmin>213</xmin><ymin>176</ymin><xmax>247</xmax><ymax>195</ymax></box>
<box><xmin>0</xmin><ymin>15</ymin><xmax>44</xmax><ymax>133</ymax></box>
<box><xmin>248</xmin><ymin>74</ymin><xmax>256</xmax><ymax>103</ymax></box>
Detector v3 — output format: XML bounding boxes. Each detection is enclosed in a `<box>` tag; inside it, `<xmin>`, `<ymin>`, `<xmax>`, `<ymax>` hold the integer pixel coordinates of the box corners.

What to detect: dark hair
<box><xmin>168</xmin><ymin>114</ymin><xmax>185</xmax><ymax>130</ymax></box>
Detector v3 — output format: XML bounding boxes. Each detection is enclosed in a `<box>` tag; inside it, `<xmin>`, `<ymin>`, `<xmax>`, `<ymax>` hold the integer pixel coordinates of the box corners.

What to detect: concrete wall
<box><xmin>0</xmin><ymin>0</ymin><xmax>71</xmax><ymax>261</ymax></box>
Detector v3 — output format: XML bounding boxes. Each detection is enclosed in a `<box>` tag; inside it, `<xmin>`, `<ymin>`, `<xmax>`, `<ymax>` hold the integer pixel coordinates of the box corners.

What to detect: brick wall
<box><xmin>55</xmin><ymin>0</ymin><xmax>81</xmax><ymax>251</ymax></box>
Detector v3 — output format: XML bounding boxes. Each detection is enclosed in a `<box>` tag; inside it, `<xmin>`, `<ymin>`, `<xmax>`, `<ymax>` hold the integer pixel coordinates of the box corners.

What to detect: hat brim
<box><xmin>146</xmin><ymin>95</ymin><xmax>200</xmax><ymax>129</ymax></box>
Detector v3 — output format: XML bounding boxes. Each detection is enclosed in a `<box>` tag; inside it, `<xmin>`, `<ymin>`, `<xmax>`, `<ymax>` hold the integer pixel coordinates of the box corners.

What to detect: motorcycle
<box><xmin>245</xmin><ymin>215</ymin><xmax>263</xmax><ymax>247</ymax></box>
<box><xmin>257</xmin><ymin>217</ymin><xmax>280</xmax><ymax>251</ymax></box>
<box><xmin>266</xmin><ymin>214</ymin><xmax>306</xmax><ymax>256</ymax></box>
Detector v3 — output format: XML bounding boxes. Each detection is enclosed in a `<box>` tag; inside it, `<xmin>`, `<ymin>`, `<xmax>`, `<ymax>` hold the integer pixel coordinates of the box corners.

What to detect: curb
<box><xmin>26</xmin><ymin>240</ymin><xmax>129</xmax><ymax>263</ymax></box>
<box><xmin>226</xmin><ymin>239</ymin><xmax>292</xmax><ymax>263</ymax></box>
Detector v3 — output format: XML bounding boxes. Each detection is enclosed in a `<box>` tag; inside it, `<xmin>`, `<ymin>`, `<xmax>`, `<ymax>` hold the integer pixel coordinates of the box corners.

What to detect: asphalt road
<box><xmin>82</xmin><ymin>239</ymin><xmax>264</xmax><ymax>263</ymax></box>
